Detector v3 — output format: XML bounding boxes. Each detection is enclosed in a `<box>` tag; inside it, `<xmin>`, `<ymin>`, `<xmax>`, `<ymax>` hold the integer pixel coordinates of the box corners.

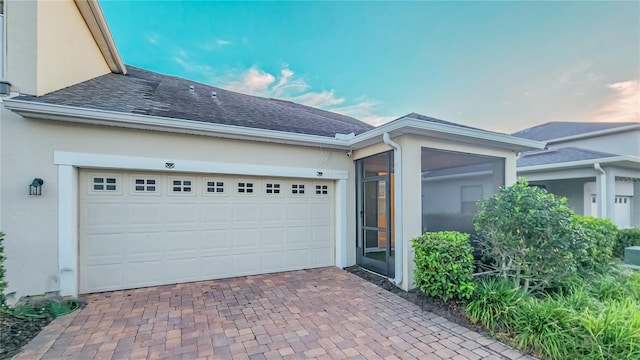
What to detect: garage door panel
<box><xmin>80</xmin><ymin>171</ymin><xmax>335</xmax><ymax>293</ymax></box>
<box><xmin>262</xmin><ymin>204</ymin><xmax>286</xmax><ymax>222</ymax></box>
<box><xmin>128</xmin><ymin>203</ymin><xmax>163</xmax><ymax>225</ymax></box>
<box><xmin>232</xmin><ymin>253</ymin><xmax>259</xmax><ymax>274</ymax></box>
<box><xmin>84</xmin><ymin>203</ymin><xmax>124</xmax><ymax>227</ymax></box>
<box><xmin>167</xmin><ymin>204</ymin><xmax>200</xmax><ymax>225</ymax></box>
<box><xmin>262</xmin><ymin>251</ymin><xmax>286</xmax><ymax>272</ymax></box>
<box><xmin>166</xmin><ymin>230</ymin><xmax>201</xmax><ymax>253</ymax></box>
<box><xmin>262</xmin><ymin>228</ymin><xmax>286</xmax><ymax>246</ymax></box>
<box><xmin>125</xmin><ymin>232</ymin><xmax>164</xmax><ymax>256</ymax></box>
<box><xmin>125</xmin><ymin>261</ymin><xmax>164</xmax><ymax>286</ymax></box>
<box><xmin>202</xmin><ymin>230</ymin><xmax>230</xmax><ymax>251</ymax></box>
<box><xmin>232</xmin><ymin>229</ymin><xmax>259</xmax><ymax>248</ymax></box>
<box><xmin>287</xmin><ymin>204</ymin><xmax>310</xmax><ymax>221</ymax></box>
<box><xmin>287</xmin><ymin>249</ymin><xmax>310</xmax><ymax>268</ymax></box>
<box><xmin>201</xmin><ymin>204</ymin><xmax>231</xmax><ymax>223</ymax></box>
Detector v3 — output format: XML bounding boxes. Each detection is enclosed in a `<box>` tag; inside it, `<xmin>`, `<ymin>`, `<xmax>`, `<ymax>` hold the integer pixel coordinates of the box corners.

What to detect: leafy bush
<box><xmin>0</xmin><ymin>232</ymin><xmax>6</xmax><ymax>310</ymax></box>
<box><xmin>614</xmin><ymin>228</ymin><xmax>640</xmax><ymax>259</ymax></box>
<box><xmin>412</xmin><ymin>231</ymin><xmax>475</xmax><ymax>301</ymax></box>
<box><xmin>572</xmin><ymin>215</ymin><xmax>617</xmax><ymax>276</ymax></box>
<box><xmin>465</xmin><ymin>278</ymin><xmax>523</xmax><ymax>332</ymax></box>
<box><xmin>474</xmin><ymin>178</ymin><xmax>580</xmax><ymax>294</ymax></box>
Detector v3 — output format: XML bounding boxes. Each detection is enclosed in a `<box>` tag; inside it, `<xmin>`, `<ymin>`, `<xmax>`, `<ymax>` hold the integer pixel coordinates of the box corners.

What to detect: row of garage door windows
<box><xmin>91</xmin><ymin>176</ymin><xmax>330</xmax><ymax>196</ymax></box>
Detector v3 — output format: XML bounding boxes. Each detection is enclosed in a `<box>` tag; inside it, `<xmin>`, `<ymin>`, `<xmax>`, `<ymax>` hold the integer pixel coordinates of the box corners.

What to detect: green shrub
<box><xmin>474</xmin><ymin>178</ymin><xmax>580</xmax><ymax>294</ymax></box>
<box><xmin>0</xmin><ymin>232</ymin><xmax>6</xmax><ymax>310</ymax></box>
<box><xmin>572</xmin><ymin>215</ymin><xmax>617</xmax><ymax>276</ymax></box>
<box><xmin>465</xmin><ymin>278</ymin><xmax>523</xmax><ymax>332</ymax></box>
<box><xmin>614</xmin><ymin>228</ymin><xmax>640</xmax><ymax>259</ymax></box>
<box><xmin>511</xmin><ymin>296</ymin><xmax>577</xmax><ymax>360</ymax></box>
<box><xmin>412</xmin><ymin>231</ymin><xmax>475</xmax><ymax>301</ymax></box>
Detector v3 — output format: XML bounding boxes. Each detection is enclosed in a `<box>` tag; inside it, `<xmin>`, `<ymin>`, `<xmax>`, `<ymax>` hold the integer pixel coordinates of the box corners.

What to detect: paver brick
<box><xmin>16</xmin><ymin>268</ymin><xmax>527</xmax><ymax>360</ymax></box>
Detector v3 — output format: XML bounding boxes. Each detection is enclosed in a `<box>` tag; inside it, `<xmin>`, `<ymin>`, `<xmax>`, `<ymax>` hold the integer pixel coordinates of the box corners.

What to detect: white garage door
<box><xmin>79</xmin><ymin>170</ymin><xmax>335</xmax><ymax>293</ymax></box>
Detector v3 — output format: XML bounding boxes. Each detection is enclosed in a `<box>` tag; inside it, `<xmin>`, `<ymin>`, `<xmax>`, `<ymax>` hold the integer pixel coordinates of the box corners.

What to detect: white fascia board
<box><xmin>546</xmin><ymin>124</ymin><xmax>640</xmax><ymax>145</ymax></box>
<box><xmin>349</xmin><ymin>117</ymin><xmax>545</xmax><ymax>152</ymax></box>
<box><xmin>54</xmin><ymin>151</ymin><xmax>349</xmax><ymax>180</ymax></box>
<box><xmin>518</xmin><ymin>156</ymin><xmax>640</xmax><ymax>173</ymax></box>
<box><xmin>4</xmin><ymin>99</ymin><xmax>350</xmax><ymax>150</ymax></box>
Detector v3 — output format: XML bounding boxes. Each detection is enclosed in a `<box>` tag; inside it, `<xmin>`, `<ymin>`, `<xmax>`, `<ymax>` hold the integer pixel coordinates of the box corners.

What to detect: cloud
<box><xmin>595</xmin><ymin>80</ymin><xmax>640</xmax><ymax>122</ymax></box>
<box><xmin>224</xmin><ymin>67</ymin><xmax>276</xmax><ymax>94</ymax></box>
<box><xmin>217</xmin><ymin>39</ymin><xmax>232</xmax><ymax>46</ymax></box>
<box><xmin>146</xmin><ymin>33</ymin><xmax>161</xmax><ymax>46</ymax></box>
<box><xmin>218</xmin><ymin>66</ymin><xmax>396</xmax><ymax>126</ymax></box>
<box><xmin>200</xmin><ymin>39</ymin><xmax>233</xmax><ymax>51</ymax></box>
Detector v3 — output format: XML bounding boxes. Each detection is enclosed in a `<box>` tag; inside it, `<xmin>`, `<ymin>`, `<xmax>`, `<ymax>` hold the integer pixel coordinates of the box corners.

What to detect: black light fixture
<box><xmin>29</xmin><ymin>178</ymin><xmax>43</xmax><ymax>196</ymax></box>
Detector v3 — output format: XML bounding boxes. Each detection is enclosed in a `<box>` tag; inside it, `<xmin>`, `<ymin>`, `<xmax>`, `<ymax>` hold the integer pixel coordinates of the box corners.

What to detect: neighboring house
<box><xmin>513</xmin><ymin>122</ymin><xmax>640</xmax><ymax>228</ymax></box>
<box><xmin>0</xmin><ymin>0</ymin><xmax>543</xmax><ymax>299</ymax></box>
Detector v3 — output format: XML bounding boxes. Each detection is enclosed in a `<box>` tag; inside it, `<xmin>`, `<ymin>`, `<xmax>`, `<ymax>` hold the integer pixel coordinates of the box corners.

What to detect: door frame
<box><xmin>355</xmin><ymin>151</ymin><xmax>394</xmax><ymax>277</ymax></box>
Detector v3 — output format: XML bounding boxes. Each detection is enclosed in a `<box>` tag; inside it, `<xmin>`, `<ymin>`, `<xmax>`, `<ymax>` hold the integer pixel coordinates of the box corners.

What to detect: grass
<box><xmin>466</xmin><ymin>268</ymin><xmax>640</xmax><ymax>360</ymax></box>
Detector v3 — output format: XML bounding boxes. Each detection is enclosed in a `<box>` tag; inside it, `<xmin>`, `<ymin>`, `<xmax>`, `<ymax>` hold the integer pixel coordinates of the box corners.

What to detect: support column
<box><xmin>633</xmin><ymin>179</ymin><xmax>640</xmax><ymax>228</ymax></box>
<box><xmin>399</xmin><ymin>137</ymin><xmax>422</xmax><ymax>291</ymax></box>
<box><xmin>58</xmin><ymin>165</ymin><xmax>78</xmax><ymax>297</ymax></box>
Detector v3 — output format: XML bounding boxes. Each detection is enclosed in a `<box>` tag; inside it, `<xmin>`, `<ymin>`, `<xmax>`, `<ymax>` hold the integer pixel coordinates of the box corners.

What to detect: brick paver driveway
<box><xmin>17</xmin><ymin>268</ymin><xmax>531</xmax><ymax>359</ymax></box>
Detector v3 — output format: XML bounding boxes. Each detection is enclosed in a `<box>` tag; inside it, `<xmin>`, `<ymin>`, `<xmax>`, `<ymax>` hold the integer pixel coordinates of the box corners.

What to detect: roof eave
<box><xmin>518</xmin><ymin>155</ymin><xmax>640</xmax><ymax>173</ymax></box>
<box><xmin>74</xmin><ymin>0</ymin><xmax>127</xmax><ymax>75</ymax></box>
<box><xmin>3</xmin><ymin>99</ymin><xmax>350</xmax><ymax>150</ymax></box>
<box><xmin>349</xmin><ymin>117</ymin><xmax>545</xmax><ymax>152</ymax></box>
<box><xmin>545</xmin><ymin>123</ymin><xmax>640</xmax><ymax>144</ymax></box>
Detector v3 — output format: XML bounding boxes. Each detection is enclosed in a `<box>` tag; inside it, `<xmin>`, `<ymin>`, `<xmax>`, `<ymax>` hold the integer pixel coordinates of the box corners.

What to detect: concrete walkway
<box><xmin>16</xmin><ymin>268</ymin><xmax>532</xmax><ymax>359</ymax></box>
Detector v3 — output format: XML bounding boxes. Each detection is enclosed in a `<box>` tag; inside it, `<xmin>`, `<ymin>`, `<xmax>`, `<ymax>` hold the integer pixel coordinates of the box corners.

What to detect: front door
<box><xmin>356</xmin><ymin>151</ymin><xmax>394</xmax><ymax>277</ymax></box>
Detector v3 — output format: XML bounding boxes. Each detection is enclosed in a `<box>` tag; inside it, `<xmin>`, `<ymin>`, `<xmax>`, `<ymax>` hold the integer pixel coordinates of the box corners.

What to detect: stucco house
<box><xmin>0</xmin><ymin>0</ymin><xmax>543</xmax><ymax>299</ymax></box>
<box><xmin>513</xmin><ymin>122</ymin><xmax>640</xmax><ymax>228</ymax></box>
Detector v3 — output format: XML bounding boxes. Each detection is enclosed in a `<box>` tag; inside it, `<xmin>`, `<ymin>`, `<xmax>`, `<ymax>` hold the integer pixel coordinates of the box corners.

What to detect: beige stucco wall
<box><xmin>1</xmin><ymin>109</ymin><xmax>356</xmax><ymax>297</ymax></box>
<box><xmin>5</xmin><ymin>0</ymin><xmax>110</xmax><ymax>96</ymax></box>
<box><xmin>551</xmin><ymin>130</ymin><xmax>640</xmax><ymax>157</ymax></box>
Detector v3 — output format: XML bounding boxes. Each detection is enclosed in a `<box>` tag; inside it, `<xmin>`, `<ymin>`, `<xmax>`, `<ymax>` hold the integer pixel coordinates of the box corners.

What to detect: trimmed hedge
<box><xmin>573</xmin><ymin>215</ymin><xmax>618</xmax><ymax>276</ymax></box>
<box><xmin>614</xmin><ymin>228</ymin><xmax>640</xmax><ymax>259</ymax></box>
<box><xmin>412</xmin><ymin>231</ymin><xmax>475</xmax><ymax>301</ymax></box>
<box><xmin>0</xmin><ymin>232</ymin><xmax>6</xmax><ymax>309</ymax></box>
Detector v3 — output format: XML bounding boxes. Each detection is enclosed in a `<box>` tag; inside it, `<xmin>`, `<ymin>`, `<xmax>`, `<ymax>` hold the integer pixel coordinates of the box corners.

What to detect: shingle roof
<box><xmin>401</xmin><ymin>112</ymin><xmax>490</xmax><ymax>132</ymax></box>
<box><xmin>512</xmin><ymin>121</ymin><xmax>637</xmax><ymax>141</ymax></box>
<box><xmin>517</xmin><ymin>147</ymin><xmax>618</xmax><ymax>167</ymax></box>
<box><xmin>12</xmin><ymin>66</ymin><xmax>374</xmax><ymax>138</ymax></box>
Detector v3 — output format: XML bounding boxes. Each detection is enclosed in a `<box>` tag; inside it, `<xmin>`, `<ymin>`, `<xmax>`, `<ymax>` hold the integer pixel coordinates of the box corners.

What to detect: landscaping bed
<box><xmin>0</xmin><ymin>311</ymin><xmax>51</xmax><ymax>360</ymax></box>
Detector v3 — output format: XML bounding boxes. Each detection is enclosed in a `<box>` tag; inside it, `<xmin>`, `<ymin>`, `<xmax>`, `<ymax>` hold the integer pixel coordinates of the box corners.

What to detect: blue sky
<box><xmin>100</xmin><ymin>1</ymin><xmax>639</xmax><ymax>132</ymax></box>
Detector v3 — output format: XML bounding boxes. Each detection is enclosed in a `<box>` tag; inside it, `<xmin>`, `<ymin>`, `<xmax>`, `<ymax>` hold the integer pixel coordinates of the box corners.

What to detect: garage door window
<box><xmin>265</xmin><ymin>183</ymin><xmax>281</xmax><ymax>194</ymax></box>
<box><xmin>92</xmin><ymin>177</ymin><xmax>117</xmax><ymax>192</ymax></box>
<box><xmin>205</xmin><ymin>180</ymin><xmax>225</xmax><ymax>194</ymax></box>
<box><xmin>237</xmin><ymin>182</ymin><xmax>254</xmax><ymax>194</ymax></box>
<box><xmin>134</xmin><ymin>178</ymin><xmax>157</xmax><ymax>193</ymax></box>
<box><xmin>315</xmin><ymin>184</ymin><xmax>329</xmax><ymax>195</ymax></box>
<box><xmin>172</xmin><ymin>180</ymin><xmax>192</xmax><ymax>193</ymax></box>
<box><xmin>291</xmin><ymin>184</ymin><xmax>305</xmax><ymax>195</ymax></box>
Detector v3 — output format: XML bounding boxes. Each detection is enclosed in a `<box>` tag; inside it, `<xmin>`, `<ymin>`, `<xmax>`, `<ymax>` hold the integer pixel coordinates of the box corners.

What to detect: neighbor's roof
<box><xmin>517</xmin><ymin>147</ymin><xmax>617</xmax><ymax>167</ymax></box>
<box><xmin>512</xmin><ymin>121</ymin><xmax>638</xmax><ymax>141</ymax></box>
<box><xmin>11</xmin><ymin>66</ymin><xmax>373</xmax><ymax>138</ymax></box>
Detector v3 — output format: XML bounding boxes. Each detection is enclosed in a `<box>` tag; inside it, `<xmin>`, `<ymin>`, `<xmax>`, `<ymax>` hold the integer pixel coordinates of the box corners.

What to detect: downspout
<box><xmin>383</xmin><ymin>133</ymin><xmax>403</xmax><ymax>286</ymax></box>
<box><xmin>594</xmin><ymin>163</ymin><xmax>607</xmax><ymax>218</ymax></box>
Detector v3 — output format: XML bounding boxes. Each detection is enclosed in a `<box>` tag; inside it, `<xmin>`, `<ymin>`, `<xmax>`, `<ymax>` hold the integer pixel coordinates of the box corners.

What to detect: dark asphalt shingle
<box><xmin>517</xmin><ymin>147</ymin><xmax>618</xmax><ymax>167</ymax></box>
<box><xmin>512</xmin><ymin>121</ymin><xmax>637</xmax><ymax>141</ymax></box>
<box><xmin>13</xmin><ymin>66</ymin><xmax>374</xmax><ymax>138</ymax></box>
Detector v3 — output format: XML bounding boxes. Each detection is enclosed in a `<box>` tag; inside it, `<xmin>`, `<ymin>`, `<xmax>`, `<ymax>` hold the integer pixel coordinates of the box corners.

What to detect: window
<box><xmin>265</xmin><ymin>183</ymin><xmax>281</xmax><ymax>194</ymax></box>
<box><xmin>172</xmin><ymin>180</ymin><xmax>192</xmax><ymax>192</ymax></box>
<box><xmin>93</xmin><ymin>177</ymin><xmax>117</xmax><ymax>191</ymax></box>
<box><xmin>238</xmin><ymin>182</ymin><xmax>254</xmax><ymax>194</ymax></box>
<box><xmin>315</xmin><ymin>184</ymin><xmax>328</xmax><ymax>195</ymax></box>
<box><xmin>206</xmin><ymin>180</ymin><xmax>225</xmax><ymax>193</ymax></box>
<box><xmin>461</xmin><ymin>185</ymin><xmax>483</xmax><ymax>213</ymax></box>
<box><xmin>291</xmin><ymin>184</ymin><xmax>305</xmax><ymax>195</ymax></box>
<box><xmin>134</xmin><ymin>178</ymin><xmax>157</xmax><ymax>192</ymax></box>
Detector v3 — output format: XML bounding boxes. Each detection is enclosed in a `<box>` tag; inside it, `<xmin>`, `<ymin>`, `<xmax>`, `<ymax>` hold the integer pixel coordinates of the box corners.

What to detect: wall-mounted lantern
<box><xmin>29</xmin><ymin>178</ymin><xmax>44</xmax><ymax>196</ymax></box>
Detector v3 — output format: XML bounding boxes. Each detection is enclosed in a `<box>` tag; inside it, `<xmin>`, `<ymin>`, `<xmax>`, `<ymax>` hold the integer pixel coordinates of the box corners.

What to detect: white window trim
<box><xmin>54</xmin><ymin>151</ymin><xmax>349</xmax><ymax>297</ymax></box>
